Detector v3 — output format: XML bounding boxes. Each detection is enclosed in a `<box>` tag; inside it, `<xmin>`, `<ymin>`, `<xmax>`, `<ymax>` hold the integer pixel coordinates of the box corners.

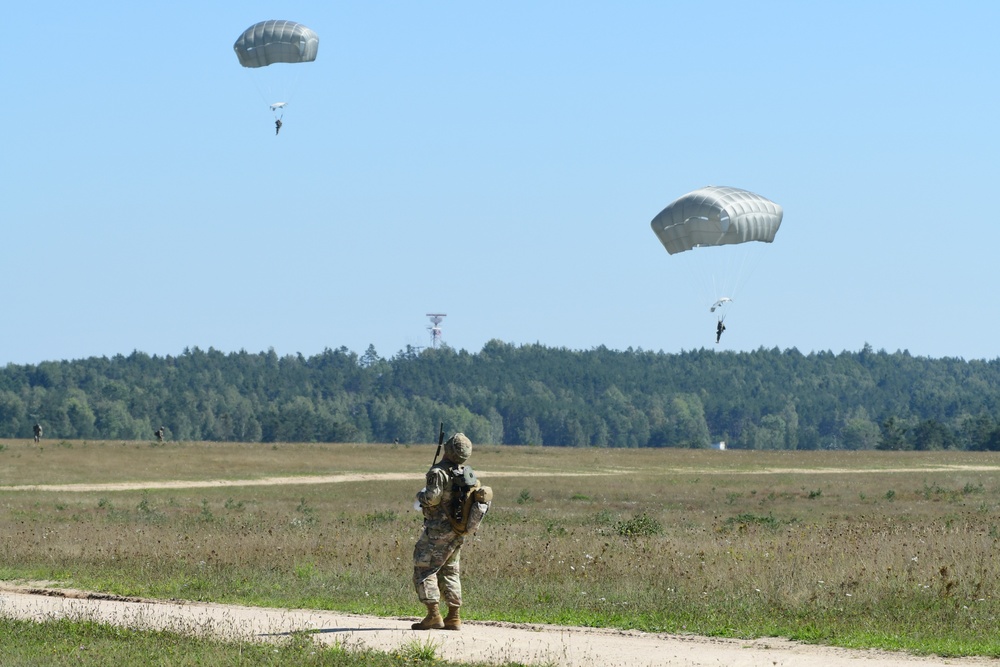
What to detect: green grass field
<box><xmin>3</xmin><ymin>439</ymin><xmax>1000</xmax><ymax>661</ymax></box>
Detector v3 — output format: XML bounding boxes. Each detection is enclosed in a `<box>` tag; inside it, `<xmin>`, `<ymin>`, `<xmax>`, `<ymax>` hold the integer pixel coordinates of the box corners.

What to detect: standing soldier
<box><xmin>411</xmin><ymin>433</ymin><xmax>491</xmax><ymax>631</ymax></box>
<box><xmin>33</xmin><ymin>422</ymin><xmax>42</xmax><ymax>443</ymax></box>
<box><xmin>154</xmin><ymin>426</ymin><xmax>164</xmax><ymax>443</ymax></box>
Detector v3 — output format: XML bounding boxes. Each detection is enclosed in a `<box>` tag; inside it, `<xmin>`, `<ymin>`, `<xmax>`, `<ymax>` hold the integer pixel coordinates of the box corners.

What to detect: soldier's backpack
<box><xmin>446</xmin><ymin>465</ymin><xmax>492</xmax><ymax>535</ymax></box>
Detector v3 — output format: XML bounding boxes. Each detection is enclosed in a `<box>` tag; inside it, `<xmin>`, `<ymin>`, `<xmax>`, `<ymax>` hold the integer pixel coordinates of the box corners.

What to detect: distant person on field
<box><xmin>411</xmin><ymin>433</ymin><xmax>492</xmax><ymax>631</ymax></box>
<box><xmin>155</xmin><ymin>426</ymin><xmax>164</xmax><ymax>443</ymax></box>
<box><xmin>33</xmin><ymin>422</ymin><xmax>42</xmax><ymax>443</ymax></box>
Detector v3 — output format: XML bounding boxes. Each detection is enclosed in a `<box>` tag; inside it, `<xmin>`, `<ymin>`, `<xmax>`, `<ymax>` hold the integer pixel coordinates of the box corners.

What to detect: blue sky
<box><xmin>3</xmin><ymin>2</ymin><xmax>998</xmax><ymax>364</ymax></box>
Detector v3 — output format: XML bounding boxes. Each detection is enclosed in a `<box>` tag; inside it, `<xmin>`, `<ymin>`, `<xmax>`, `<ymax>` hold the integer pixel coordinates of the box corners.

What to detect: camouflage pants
<box><xmin>413</xmin><ymin>529</ymin><xmax>464</xmax><ymax>607</ymax></box>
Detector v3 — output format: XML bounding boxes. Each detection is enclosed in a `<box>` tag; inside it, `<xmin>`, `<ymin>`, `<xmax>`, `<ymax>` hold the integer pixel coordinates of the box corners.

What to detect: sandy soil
<box><xmin>0</xmin><ymin>582</ymin><xmax>993</xmax><ymax>667</ymax></box>
<box><xmin>6</xmin><ymin>464</ymin><xmax>997</xmax><ymax>494</ymax></box>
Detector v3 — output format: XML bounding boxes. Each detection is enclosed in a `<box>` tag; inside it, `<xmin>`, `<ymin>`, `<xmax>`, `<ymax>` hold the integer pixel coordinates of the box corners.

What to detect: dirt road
<box><xmin>0</xmin><ymin>583</ymin><xmax>992</xmax><ymax>667</ymax></box>
<box><xmin>6</xmin><ymin>463</ymin><xmax>997</xmax><ymax>494</ymax></box>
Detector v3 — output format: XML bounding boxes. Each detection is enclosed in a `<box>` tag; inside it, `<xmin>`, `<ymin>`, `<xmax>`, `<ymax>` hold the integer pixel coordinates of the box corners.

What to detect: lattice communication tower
<box><xmin>426</xmin><ymin>313</ymin><xmax>446</xmax><ymax>348</ymax></box>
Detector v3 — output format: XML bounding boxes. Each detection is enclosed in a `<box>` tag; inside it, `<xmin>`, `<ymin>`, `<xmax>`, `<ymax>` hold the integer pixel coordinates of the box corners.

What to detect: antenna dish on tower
<box><xmin>426</xmin><ymin>313</ymin><xmax>447</xmax><ymax>348</ymax></box>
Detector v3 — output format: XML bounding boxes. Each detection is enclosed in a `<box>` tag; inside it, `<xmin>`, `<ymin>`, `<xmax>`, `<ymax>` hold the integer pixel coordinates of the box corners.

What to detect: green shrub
<box><xmin>722</xmin><ymin>512</ymin><xmax>782</xmax><ymax>531</ymax></box>
<box><xmin>614</xmin><ymin>513</ymin><xmax>662</xmax><ymax>537</ymax></box>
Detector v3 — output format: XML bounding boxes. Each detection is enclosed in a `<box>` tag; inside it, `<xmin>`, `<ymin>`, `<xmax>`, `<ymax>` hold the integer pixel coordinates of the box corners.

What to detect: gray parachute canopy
<box><xmin>650</xmin><ymin>186</ymin><xmax>783</xmax><ymax>256</ymax></box>
<box><xmin>234</xmin><ymin>20</ymin><xmax>319</xmax><ymax>68</ymax></box>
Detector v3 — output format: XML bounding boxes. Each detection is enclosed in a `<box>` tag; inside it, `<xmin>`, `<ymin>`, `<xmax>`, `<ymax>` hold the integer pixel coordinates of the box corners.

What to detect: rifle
<box><xmin>432</xmin><ymin>421</ymin><xmax>445</xmax><ymax>465</ymax></box>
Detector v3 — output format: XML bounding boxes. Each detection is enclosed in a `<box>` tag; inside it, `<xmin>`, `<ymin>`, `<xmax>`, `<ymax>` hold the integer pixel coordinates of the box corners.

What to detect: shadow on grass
<box><xmin>260</xmin><ymin>626</ymin><xmax>401</xmax><ymax>636</ymax></box>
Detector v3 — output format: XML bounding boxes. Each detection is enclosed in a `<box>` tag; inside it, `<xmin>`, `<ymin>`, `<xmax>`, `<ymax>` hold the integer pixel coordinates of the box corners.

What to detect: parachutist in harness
<box><xmin>716</xmin><ymin>319</ymin><xmax>726</xmax><ymax>344</ymax></box>
<box><xmin>275</xmin><ymin>118</ymin><xmax>282</xmax><ymax>135</ymax></box>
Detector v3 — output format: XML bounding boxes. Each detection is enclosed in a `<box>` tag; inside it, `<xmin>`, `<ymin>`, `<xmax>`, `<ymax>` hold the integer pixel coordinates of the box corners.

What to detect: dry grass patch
<box><xmin>3</xmin><ymin>442</ymin><xmax>1000</xmax><ymax>656</ymax></box>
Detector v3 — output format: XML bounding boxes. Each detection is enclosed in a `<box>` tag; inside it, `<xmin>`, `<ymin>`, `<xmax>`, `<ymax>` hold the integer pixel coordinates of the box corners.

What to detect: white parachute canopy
<box><xmin>234</xmin><ymin>21</ymin><xmax>319</xmax><ymax>118</ymax></box>
<box><xmin>233</xmin><ymin>21</ymin><xmax>319</xmax><ymax>68</ymax></box>
<box><xmin>650</xmin><ymin>185</ymin><xmax>783</xmax><ymax>320</ymax></box>
<box><xmin>650</xmin><ymin>186</ymin><xmax>783</xmax><ymax>256</ymax></box>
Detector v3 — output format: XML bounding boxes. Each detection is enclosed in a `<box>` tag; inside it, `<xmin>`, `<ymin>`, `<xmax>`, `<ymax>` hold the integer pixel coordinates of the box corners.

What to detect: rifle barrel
<box><xmin>432</xmin><ymin>421</ymin><xmax>445</xmax><ymax>465</ymax></box>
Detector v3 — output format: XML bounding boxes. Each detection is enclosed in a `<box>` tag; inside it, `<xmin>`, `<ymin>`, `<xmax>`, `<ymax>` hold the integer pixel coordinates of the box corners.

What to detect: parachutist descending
<box><xmin>234</xmin><ymin>21</ymin><xmax>318</xmax><ymax>135</ymax></box>
<box><xmin>650</xmin><ymin>186</ymin><xmax>784</xmax><ymax>342</ymax></box>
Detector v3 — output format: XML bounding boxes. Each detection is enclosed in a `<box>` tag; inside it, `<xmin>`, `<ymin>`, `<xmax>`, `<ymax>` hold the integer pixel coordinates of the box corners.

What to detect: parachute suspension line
<box><xmin>244</xmin><ymin>68</ymin><xmax>277</xmax><ymax>115</ymax></box>
<box><xmin>684</xmin><ymin>242</ymin><xmax>767</xmax><ymax>329</ymax></box>
<box><xmin>281</xmin><ymin>66</ymin><xmax>306</xmax><ymax>110</ymax></box>
<box><xmin>688</xmin><ymin>245</ymin><xmax>733</xmax><ymax>315</ymax></box>
<box><xmin>267</xmin><ymin>69</ymin><xmax>308</xmax><ymax>119</ymax></box>
<box><xmin>691</xmin><ymin>252</ymin><xmax>714</xmax><ymax>314</ymax></box>
<box><xmin>726</xmin><ymin>240</ymin><xmax>767</xmax><ymax>305</ymax></box>
<box><xmin>243</xmin><ymin>68</ymin><xmax>302</xmax><ymax>121</ymax></box>
<box><xmin>705</xmin><ymin>242</ymin><xmax>767</xmax><ymax>308</ymax></box>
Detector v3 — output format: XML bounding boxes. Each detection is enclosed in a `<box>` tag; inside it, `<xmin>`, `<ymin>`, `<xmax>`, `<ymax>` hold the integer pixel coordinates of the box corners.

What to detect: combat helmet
<box><xmin>443</xmin><ymin>433</ymin><xmax>472</xmax><ymax>464</ymax></box>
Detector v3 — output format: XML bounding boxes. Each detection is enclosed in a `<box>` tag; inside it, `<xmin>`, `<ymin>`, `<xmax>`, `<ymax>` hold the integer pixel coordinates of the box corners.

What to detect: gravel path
<box><xmin>0</xmin><ymin>583</ymin><xmax>993</xmax><ymax>667</ymax></box>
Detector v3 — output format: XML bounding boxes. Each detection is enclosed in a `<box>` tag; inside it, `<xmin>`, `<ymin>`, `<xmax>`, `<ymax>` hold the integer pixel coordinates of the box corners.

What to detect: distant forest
<box><xmin>2</xmin><ymin>341</ymin><xmax>1000</xmax><ymax>451</ymax></box>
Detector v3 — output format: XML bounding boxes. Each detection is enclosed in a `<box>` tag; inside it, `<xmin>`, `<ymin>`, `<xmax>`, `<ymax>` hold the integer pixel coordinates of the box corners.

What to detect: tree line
<box><xmin>1</xmin><ymin>341</ymin><xmax>999</xmax><ymax>451</ymax></box>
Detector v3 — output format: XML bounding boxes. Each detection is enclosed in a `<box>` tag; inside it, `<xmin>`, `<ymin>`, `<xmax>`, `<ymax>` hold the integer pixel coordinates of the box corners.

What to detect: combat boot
<box><xmin>443</xmin><ymin>605</ymin><xmax>461</xmax><ymax>630</ymax></box>
<box><xmin>411</xmin><ymin>602</ymin><xmax>444</xmax><ymax>630</ymax></box>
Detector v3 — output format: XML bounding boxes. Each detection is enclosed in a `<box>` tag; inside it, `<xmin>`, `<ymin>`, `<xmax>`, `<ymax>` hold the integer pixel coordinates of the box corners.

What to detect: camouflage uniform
<box><xmin>413</xmin><ymin>434</ymin><xmax>472</xmax><ymax>610</ymax></box>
